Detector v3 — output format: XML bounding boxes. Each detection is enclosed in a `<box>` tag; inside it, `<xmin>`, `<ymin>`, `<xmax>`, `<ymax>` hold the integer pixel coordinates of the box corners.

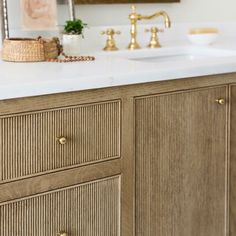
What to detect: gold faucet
<box><xmin>128</xmin><ymin>5</ymin><xmax>171</xmax><ymax>50</ymax></box>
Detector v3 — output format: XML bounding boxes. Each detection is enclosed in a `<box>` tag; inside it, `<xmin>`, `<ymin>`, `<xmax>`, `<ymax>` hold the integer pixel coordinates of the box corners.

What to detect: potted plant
<box><xmin>62</xmin><ymin>19</ymin><xmax>87</xmax><ymax>56</ymax></box>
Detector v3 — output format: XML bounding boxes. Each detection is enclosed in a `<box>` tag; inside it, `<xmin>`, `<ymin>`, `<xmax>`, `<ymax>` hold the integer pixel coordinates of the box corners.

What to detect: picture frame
<box><xmin>0</xmin><ymin>0</ymin><xmax>76</xmax><ymax>42</ymax></box>
<box><xmin>0</xmin><ymin>0</ymin><xmax>9</xmax><ymax>41</ymax></box>
<box><xmin>60</xmin><ymin>0</ymin><xmax>179</xmax><ymax>5</ymax></box>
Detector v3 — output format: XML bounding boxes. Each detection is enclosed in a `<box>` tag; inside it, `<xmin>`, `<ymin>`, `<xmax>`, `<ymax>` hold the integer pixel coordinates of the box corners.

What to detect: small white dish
<box><xmin>188</xmin><ymin>28</ymin><xmax>219</xmax><ymax>46</ymax></box>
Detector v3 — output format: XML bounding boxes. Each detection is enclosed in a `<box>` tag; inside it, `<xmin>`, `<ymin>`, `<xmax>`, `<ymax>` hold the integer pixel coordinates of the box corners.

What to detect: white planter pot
<box><xmin>62</xmin><ymin>34</ymin><xmax>82</xmax><ymax>56</ymax></box>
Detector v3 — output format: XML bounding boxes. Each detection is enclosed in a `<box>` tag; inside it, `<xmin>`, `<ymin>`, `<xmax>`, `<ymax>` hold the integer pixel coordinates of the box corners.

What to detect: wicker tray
<box><xmin>2</xmin><ymin>37</ymin><xmax>60</xmax><ymax>62</ymax></box>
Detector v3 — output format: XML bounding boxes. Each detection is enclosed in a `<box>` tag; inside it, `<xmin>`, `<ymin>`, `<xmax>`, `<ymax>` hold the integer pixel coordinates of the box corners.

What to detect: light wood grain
<box><xmin>121</xmin><ymin>96</ymin><xmax>135</xmax><ymax>236</ymax></box>
<box><xmin>0</xmin><ymin>158</ymin><xmax>121</xmax><ymax>204</ymax></box>
<box><xmin>0</xmin><ymin>100</ymin><xmax>121</xmax><ymax>183</ymax></box>
<box><xmin>135</xmin><ymin>86</ymin><xmax>228</xmax><ymax>236</ymax></box>
<box><xmin>0</xmin><ymin>176</ymin><xmax>121</xmax><ymax>236</ymax></box>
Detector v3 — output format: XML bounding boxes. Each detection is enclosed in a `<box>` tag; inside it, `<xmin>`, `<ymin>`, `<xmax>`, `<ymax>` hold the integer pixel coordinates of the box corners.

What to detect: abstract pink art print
<box><xmin>21</xmin><ymin>0</ymin><xmax>57</xmax><ymax>30</ymax></box>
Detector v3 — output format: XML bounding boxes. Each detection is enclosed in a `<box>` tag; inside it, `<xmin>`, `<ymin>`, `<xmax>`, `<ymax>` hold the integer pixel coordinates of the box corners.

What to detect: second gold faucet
<box><xmin>128</xmin><ymin>5</ymin><xmax>171</xmax><ymax>50</ymax></box>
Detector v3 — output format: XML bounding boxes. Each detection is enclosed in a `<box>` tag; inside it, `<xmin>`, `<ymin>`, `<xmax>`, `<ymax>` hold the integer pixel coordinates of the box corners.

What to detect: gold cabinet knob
<box><xmin>215</xmin><ymin>98</ymin><xmax>225</xmax><ymax>105</ymax></box>
<box><xmin>57</xmin><ymin>137</ymin><xmax>67</xmax><ymax>145</ymax></box>
<box><xmin>57</xmin><ymin>231</ymin><xmax>68</xmax><ymax>236</ymax></box>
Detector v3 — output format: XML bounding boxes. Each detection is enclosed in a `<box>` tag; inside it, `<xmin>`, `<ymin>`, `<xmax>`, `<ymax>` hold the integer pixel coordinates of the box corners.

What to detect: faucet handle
<box><xmin>131</xmin><ymin>5</ymin><xmax>137</xmax><ymax>13</ymax></box>
<box><xmin>101</xmin><ymin>28</ymin><xmax>121</xmax><ymax>36</ymax></box>
<box><xmin>145</xmin><ymin>27</ymin><xmax>163</xmax><ymax>48</ymax></box>
<box><xmin>101</xmin><ymin>28</ymin><xmax>121</xmax><ymax>51</ymax></box>
<box><xmin>145</xmin><ymin>27</ymin><xmax>164</xmax><ymax>34</ymax></box>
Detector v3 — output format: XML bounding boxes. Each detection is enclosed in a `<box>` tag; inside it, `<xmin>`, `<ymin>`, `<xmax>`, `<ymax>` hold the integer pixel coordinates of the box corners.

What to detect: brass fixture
<box><xmin>145</xmin><ymin>27</ymin><xmax>164</xmax><ymax>48</ymax></box>
<box><xmin>216</xmin><ymin>98</ymin><xmax>225</xmax><ymax>105</ymax></box>
<box><xmin>57</xmin><ymin>232</ymin><xmax>68</xmax><ymax>236</ymax></box>
<box><xmin>101</xmin><ymin>28</ymin><xmax>121</xmax><ymax>51</ymax></box>
<box><xmin>57</xmin><ymin>137</ymin><xmax>67</xmax><ymax>145</ymax></box>
<box><xmin>128</xmin><ymin>5</ymin><xmax>171</xmax><ymax>50</ymax></box>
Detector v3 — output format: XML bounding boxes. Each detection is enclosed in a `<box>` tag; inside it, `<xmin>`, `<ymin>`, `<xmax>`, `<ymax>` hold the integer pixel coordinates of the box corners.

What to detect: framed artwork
<box><xmin>21</xmin><ymin>0</ymin><xmax>58</xmax><ymax>30</ymax></box>
<box><xmin>0</xmin><ymin>0</ymin><xmax>76</xmax><ymax>42</ymax></box>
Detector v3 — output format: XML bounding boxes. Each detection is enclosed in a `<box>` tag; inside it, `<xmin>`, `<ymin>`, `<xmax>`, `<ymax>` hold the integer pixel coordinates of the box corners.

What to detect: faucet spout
<box><xmin>139</xmin><ymin>11</ymin><xmax>171</xmax><ymax>28</ymax></box>
<box><xmin>128</xmin><ymin>6</ymin><xmax>171</xmax><ymax>50</ymax></box>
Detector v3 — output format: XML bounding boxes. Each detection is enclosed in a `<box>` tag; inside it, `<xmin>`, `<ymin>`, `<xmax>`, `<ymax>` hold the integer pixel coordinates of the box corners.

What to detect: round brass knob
<box><xmin>57</xmin><ymin>137</ymin><xmax>67</xmax><ymax>145</ymax></box>
<box><xmin>57</xmin><ymin>231</ymin><xmax>68</xmax><ymax>236</ymax></box>
<box><xmin>216</xmin><ymin>98</ymin><xmax>225</xmax><ymax>105</ymax></box>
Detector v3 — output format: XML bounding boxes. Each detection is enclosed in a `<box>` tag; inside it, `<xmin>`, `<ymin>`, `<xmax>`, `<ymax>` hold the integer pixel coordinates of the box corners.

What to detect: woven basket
<box><xmin>2</xmin><ymin>37</ymin><xmax>60</xmax><ymax>62</ymax></box>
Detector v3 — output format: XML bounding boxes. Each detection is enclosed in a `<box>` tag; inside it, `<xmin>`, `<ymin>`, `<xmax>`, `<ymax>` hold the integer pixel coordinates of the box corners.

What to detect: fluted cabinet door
<box><xmin>0</xmin><ymin>176</ymin><xmax>121</xmax><ymax>236</ymax></box>
<box><xmin>135</xmin><ymin>87</ymin><xmax>228</xmax><ymax>236</ymax></box>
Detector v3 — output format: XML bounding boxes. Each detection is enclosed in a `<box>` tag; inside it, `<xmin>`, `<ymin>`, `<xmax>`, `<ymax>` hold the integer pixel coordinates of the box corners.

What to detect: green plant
<box><xmin>64</xmin><ymin>19</ymin><xmax>87</xmax><ymax>35</ymax></box>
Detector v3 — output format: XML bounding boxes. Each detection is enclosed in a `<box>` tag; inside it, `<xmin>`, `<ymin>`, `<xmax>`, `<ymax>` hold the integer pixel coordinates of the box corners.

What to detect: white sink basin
<box><xmin>99</xmin><ymin>46</ymin><xmax>236</xmax><ymax>64</ymax></box>
<box><xmin>131</xmin><ymin>53</ymin><xmax>211</xmax><ymax>63</ymax></box>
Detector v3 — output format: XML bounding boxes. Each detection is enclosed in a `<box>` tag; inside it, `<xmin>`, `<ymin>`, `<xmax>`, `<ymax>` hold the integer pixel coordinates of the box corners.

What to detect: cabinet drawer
<box><xmin>0</xmin><ymin>176</ymin><xmax>121</xmax><ymax>236</ymax></box>
<box><xmin>0</xmin><ymin>100</ymin><xmax>121</xmax><ymax>182</ymax></box>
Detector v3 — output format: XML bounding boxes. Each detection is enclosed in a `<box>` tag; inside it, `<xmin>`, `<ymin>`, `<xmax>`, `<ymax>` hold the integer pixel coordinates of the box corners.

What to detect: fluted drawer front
<box><xmin>0</xmin><ymin>100</ymin><xmax>121</xmax><ymax>182</ymax></box>
<box><xmin>0</xmin><ymin>176</ymin><xmax>121</xmax><ymax>236</ymax></box>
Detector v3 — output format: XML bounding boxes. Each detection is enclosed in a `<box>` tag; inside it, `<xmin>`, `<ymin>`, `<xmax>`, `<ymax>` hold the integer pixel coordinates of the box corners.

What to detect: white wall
<box><xmin>6</xmin><ymin>0</ymin><xmax>236</xmax><ymax>30</ymax></box>
<box><xmin>1</xmin><ymin>0</ymin><xmax>236</xmax><ymax>45</ymax></box>
<box><xmin>74</xmin><ymin>0</ymin><xmax>236</xmax><ymax>26</ymax></box>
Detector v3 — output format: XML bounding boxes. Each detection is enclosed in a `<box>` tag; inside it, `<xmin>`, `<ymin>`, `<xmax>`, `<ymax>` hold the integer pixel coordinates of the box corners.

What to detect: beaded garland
<box><xmin>47</xmin><ymin>52</ymin><xmax>95</xmax><ymax>63</ymax></box>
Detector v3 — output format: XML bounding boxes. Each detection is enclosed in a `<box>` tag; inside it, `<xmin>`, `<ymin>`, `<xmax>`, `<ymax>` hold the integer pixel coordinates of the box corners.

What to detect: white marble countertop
<box><xmin>1</xmin><ymin>36</ymin><xmax>236</xmax><ymax>100</ymax></box>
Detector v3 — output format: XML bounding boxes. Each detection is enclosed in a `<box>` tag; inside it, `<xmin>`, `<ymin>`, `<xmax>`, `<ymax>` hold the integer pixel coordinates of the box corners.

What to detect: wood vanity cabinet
<box><xmin>0</xmin><ymin>74</ymin><xmax>236</xmax><ymax>236</ymax></box>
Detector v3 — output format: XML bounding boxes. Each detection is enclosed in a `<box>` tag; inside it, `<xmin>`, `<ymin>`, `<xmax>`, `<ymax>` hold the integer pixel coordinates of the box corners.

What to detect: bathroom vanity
<box><xmin>1</xmin><ymin>38</ymin><xmax>236</xmax><ymax>236</ymax></box>
<box><xmin>0</xmin><ymin>71</ymin><xmax>236</xmax><ymax>236</ymax></box>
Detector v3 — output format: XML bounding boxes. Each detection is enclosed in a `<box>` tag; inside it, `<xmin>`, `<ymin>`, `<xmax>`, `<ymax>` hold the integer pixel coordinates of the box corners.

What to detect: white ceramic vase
<box><xmin>62</xmin><ymin>34</ymin><xmax>82</xmax><ymax>56</ymax></box>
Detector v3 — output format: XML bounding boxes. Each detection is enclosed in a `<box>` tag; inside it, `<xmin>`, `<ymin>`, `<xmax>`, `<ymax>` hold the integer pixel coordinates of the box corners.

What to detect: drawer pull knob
<box><xmin>216</xmin><ymin>98</ymin><xmax>225</xmax><ymax>105</ymax></box>
<box><xmin>57</xmin><ymin>231</ymin><xmax>68</xmax><ymax>236</ymax></box>
<box><xmin>57</xmin><ymin>137</ymin><xmax>67</xmax><ymax>145</ymax></box>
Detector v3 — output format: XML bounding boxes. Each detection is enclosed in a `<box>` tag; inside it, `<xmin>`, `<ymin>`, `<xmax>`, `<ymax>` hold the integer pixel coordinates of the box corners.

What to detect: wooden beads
<box><xmin>46</xmin><ymin>52</ymin><xmax>95</xmax><ymax>63</ymax></box>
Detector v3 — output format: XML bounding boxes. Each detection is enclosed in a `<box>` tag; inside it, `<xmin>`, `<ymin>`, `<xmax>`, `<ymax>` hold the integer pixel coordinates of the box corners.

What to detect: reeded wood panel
<box><xmin>0</xmin><ymin>176</ymin><xmax>121</xmax><ymax>236</ymax></box>
<box><xmin>135</xmin><ymin>87</ymin><xmax>228</xmax><ymax>236</ymax></box>
<box><xmin>0</xmin><ymin>100</ymin><xmax>121</xmax><ymax>182</ymax></box>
